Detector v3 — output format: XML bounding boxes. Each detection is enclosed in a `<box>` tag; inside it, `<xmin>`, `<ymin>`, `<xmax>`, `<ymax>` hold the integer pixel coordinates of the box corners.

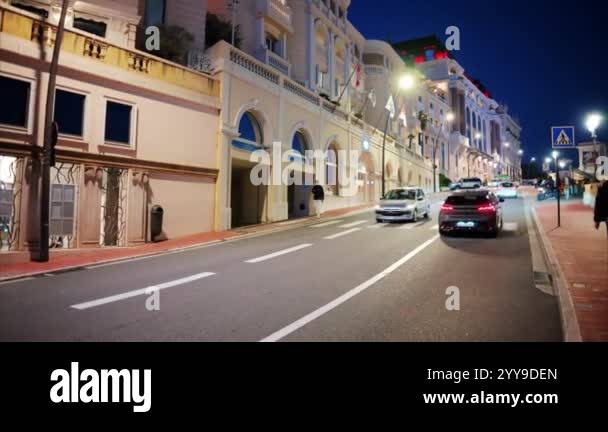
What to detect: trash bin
<box><xmin>150</xmin><ymin>205</ymin><xmax>164</xmax><ymax>242</ymax></box>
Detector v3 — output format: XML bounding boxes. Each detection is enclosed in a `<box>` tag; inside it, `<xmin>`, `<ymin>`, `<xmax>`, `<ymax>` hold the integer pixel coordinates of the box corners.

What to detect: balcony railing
<box><xmin>256</xmin><ymin>48</ymin><xmax>291</xmax><ymax>77</ymax></box>
<box><xmin>364</xmin><ymin>65</ymin><xmax>386</xmax><ymax>75</ymax></box>
<box><xmin>0</xmin><ymin>6</ymin><xmax>219</xmax><ymax>98</ymax></box>
<box><xmin>258</xmin><ymin>0</ymin><xmax>293</xmax><ymax>32</ymax></box>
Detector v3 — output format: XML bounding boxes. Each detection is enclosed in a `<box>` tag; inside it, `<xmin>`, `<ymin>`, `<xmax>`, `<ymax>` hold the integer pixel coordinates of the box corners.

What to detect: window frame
<box><xmin>103</xmin><ymin>98</ymin><xmax>137</xmax><ymax>148</ymax></box>
<box><xmin>53</xmin><ymin>86</ymin><xmax>88</xmax><ymax>140</ymax></box>
<box><xmin>0</xmin><ymin>73</ymin><xmax>34</xmax><ymax>133</ymax></box>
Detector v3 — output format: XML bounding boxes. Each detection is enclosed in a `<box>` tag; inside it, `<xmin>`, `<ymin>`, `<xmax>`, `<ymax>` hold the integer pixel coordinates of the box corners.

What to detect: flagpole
<box><xmin>332</xmin><ymin>63</ymin><xmax>359</xmax><ymax>113</ymax></box>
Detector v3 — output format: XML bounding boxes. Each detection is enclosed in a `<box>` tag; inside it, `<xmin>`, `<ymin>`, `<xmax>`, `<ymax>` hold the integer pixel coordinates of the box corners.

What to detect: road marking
<box><xmin>261</xmin><ymin>235</ymin><xmax>440</xmax><ymax>342</ymax></box>
<box><xmin>245</xmin><ymin>244</ymin><xmax>313</xmax><ymax>263</ymax></box>
<box><xmin>367</xmin><ymin>223</ymin><xmax>388</xmax><ymax>229</ymax></box>
<box><xmin>503</xmin><ymin>222</ymin><xmax>519</xmax><ymax>232</ymax></box>
<box><xmin>429</xmin><ymin>224</ymin><xmax>439</xmax><ymax>231</ymax></box>
<box><xmin>71</xmin><ymin>272</ymin><xmax>215</xmax><ymax>310</ymax></box>
<box><xmin>338</xmin><ymin>220</ymin><xmax>367</xmax><ymax>229</ymax></box>
<box><xmin>310</xmin><ymin>220</ymin><xmax>343</xmax><ymax>228</ymax></box>
<box><xmin>324</xmin><ymin>228</ymin><xmax>362</xmax><ymax>240</ymax></box>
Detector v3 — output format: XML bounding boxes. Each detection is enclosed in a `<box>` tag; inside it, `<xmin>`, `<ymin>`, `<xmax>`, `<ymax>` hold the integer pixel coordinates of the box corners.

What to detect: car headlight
<box><xmin>538</xmin><ymin>188</ymin><xmax>545</xmax><ymax>193</ymax></box>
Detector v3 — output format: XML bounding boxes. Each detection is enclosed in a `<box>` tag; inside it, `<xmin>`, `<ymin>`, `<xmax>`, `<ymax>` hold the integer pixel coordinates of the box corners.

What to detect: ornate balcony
<box><xmin>256</xmin><ymin>48</ymin><xmax>291</xmax><ymax>77</ymax></box>
<box><xmin>257</xmin><ymin>0</ymin><xmax>293</xmax><ymax>33</ymax></box>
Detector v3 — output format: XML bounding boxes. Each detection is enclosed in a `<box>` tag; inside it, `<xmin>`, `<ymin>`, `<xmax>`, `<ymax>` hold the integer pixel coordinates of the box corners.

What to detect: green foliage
<box><xmin>206</xmin><ymin>13</ymin><xmax>241</xmax><ymax>49</ymax></box>
<box><xmin>439</xmin><ymin>174</ymin><xmax>452</xmax><ymax>188</ymax></box>
<box><xmin>138</xmin><ymin>24</ymin><xmax>194</xmax><ymax>65</ymax></box>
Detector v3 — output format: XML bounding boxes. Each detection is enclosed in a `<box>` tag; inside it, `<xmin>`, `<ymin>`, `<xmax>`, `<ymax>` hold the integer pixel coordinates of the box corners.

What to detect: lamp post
<box><xmin>585</xmin><ymin>113</ymin><xmax>603</xmax><ymax>156</ymax></box>
<box><xmin>431</xmin><ymin>112</ymin><xmax>454</xmax><ymax>193</ymax></box>
<box><xmin>39</xmin><ymin>0</ymin><xmax>70</xmax><ymax>263</ymax></box>
<box><xmin>381</xmin><ymin>74</ymin><xmax>415</xmax><ymax>197</ymax></box>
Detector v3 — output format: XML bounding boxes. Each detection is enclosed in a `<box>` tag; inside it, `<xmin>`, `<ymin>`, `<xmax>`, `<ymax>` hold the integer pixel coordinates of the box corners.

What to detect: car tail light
<box><xmin>477</xmin><ymin>204</ymin><xmax>496</xmax><ymax>213</ymax></box>
<box><xmin>440</xmin><ymin>204</ymin><xmax>454</xmax><ymax>212</ymax></box>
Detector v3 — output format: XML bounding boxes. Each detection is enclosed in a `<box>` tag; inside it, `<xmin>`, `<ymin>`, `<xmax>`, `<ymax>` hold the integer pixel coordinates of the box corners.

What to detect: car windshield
<box><xmin>446</xmin><ymin>194</ymin><xmax>490</xmax><ymax>205</ymax></box>
<box><xmin>501</xmin><ymin>182</ymin><xmax>514</xmax><ymax>188</ymax></box>
<box><xmin>383</xmin><ymin>189</ymin><xmax>417</xmax><ymax>200</ymax></box>
<box><xmin>463</xmin><ymin>178</ymin><xmax>480</xmax><ymax>183</ymax></box>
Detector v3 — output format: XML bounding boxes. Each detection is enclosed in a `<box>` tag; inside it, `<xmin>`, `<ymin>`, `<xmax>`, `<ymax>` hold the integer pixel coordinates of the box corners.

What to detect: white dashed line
<box><xmin>399</xmin><ymin>222</ymin><xmax>425</xmax><ymax>230</ymax></box>
<box><xmin>245</xmin><ymin>244</ymin><xmax>313</xmax><ymax>263</ymax></box>
<box><xmin>429</xmin><ymin>224</ymin><xmax>439</xmax><ymax>231</ymax></box>
<box><xmin>261</xmin><ymin>235</ymin><xmax>440</xmax><ymax>342</ymax></box>
<box><xmin>310</xmin><ymin>220</ymin><xmax>343</xmax><ymax>228</ymax></box>
<box><xmin>503</xmin><ymin>222</ymin><xmax>519</xmax><ymax>232</ymax></box>
<box><xmin>324</xmin><ymin>228</ymin><xmax>362</xmax><ymax>240</ymax></box>
<box><xmin>71</xmin><ymin>272</ymin><xmax>215</xmax><ymax>310</ymax></box>
<box><xmin>338</xmin><ymin>220</ymin><xmax>367</xmax><ymax>229</ymax></box>
<box><xmin>367</xmin><ymin>223</ymin><xmax>388</xmax><ymax>229</ymax></box>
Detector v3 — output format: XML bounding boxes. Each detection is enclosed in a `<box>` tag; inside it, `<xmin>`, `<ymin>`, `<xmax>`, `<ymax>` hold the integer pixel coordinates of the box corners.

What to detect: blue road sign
<box><xmin>551</xmin><ymin>126</ymin><xmax>576</xmax><ymax>148</ymax></box>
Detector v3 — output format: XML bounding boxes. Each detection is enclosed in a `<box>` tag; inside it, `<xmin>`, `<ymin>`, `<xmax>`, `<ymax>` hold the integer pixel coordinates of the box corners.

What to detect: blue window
<box><xmin>0</xmin><ymin>75</ymin><xmax>30</xmax><ymax>128</ymax></box>
<box><xmin>54</xmin><ymin>89</ymin><xmax>85</xmax><ymax>137</ymax></box>
<box><xmin>425</xmin><ymin>49</ymin><xmax>435</xmax><ymax>61</ymax></box>
<box><xmin>105</xmin><ymin>101</ymin><xmax>132</xmax><ymax>145</ymax></box>
<box><xmin>144</xmin><ymin>0</ymin><xmax>165</xmax><ymax>26</ymax></box>
<box><xmin>232</xmin><ymin>112</ymin><xmax>263</xmax><ymax>152</ymax></box>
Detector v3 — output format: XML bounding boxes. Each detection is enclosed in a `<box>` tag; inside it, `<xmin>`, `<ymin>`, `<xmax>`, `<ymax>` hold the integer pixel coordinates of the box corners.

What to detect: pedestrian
<box><xmin>311</xmin><ymin>181</ymin><xmax>325</xmax><ymax>218</ymax></box>
<box><xmin>594</xmin><ymin>180</ymin><xmax>608</xmax><ymax>237</ymax></box>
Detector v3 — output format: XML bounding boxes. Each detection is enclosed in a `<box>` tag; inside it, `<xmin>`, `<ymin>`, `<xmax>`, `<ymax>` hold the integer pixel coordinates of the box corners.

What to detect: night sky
<box><xmin>348</xmin><ymin>0</ymin><xmax>607</xmax><ymax>164</ymax></box>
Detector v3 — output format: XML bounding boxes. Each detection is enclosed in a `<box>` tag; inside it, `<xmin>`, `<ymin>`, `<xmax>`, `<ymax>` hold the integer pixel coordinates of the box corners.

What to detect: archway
<box><xmin>357</xmin><ymin>152</ymin><xmax>376</xmax><ymax>203</ymax></box>
<box><xmin>231</xmin><ymin>111</ymin><xmax>267</xmax><ymax>228</ymax></box>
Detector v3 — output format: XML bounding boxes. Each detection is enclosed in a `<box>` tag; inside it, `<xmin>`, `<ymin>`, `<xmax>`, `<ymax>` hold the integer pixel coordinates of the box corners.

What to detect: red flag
<box><xmin>355</xmin><ymin>63</ymin><xmax>362</xmax><ymax>89</ymax></box>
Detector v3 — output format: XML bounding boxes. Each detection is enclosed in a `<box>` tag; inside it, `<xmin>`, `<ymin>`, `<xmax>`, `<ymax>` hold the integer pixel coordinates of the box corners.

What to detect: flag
<box><xmin>385</xmin><ymin>95</ymin><xmax>396</xmax><ymax>119</ymax></box>
<box><xmin>354</xmin><ymin>63</ymin><xmax>362</xmax><ymax>89</ymax></box>
<box><xmin>368</xmin><ymin>88</ymin><xmax>376</xmax><ymax>107</ymax></box>
<box><xmin>399</xmin><ymin>106</ymin><xmax>407</xmax><ymax>128</ymax></box>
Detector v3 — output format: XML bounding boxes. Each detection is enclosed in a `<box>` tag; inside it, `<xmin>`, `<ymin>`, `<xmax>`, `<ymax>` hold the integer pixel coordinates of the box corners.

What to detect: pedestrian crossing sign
<box><xmin>551</xmin><ymin>126</ymin><xmax>576</xmax><ymax>148</ymax></box>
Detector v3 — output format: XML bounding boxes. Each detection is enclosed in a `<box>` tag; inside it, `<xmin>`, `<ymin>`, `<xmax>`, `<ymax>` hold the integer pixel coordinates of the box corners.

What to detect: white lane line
<box><xmin>71</xmin><ymin>272</ymin><xmax>215</xmax><ymax>310</ymax></box>
<box><xmin>261</xmin><ymin>235</ymin><xmax>440</xmax><ymax>342</ymax></box>
<box><xmin>367</xmin><ymin>223</ymin><xmax>388</xmax><ymax>229</ymax></box>
<box><xmin>245</xmin><ymin>244</ymin><xmax>313</xmax><ymax>264</ymax></box>
<box><xmin>323</xmin><ymin>228</ymin><xmax>362</xmax><ymax>240</ymax></box>
<box><xmin>503</xmin><ymin>222</ymin><xmax>519</xmax><ymax>232</ymax></box>
<box><xmin>429</xmin><ymin>224</ymin><xmax>439</xmax><ymax>231</ymax></box>
<box><xmin>338</xmin><ymin>220</ymin><xmax>367</xmax><ymax>229</ymax></box>
<box><xmin>310</xmin><ymin>220</ymin><xmax>343</xmax><ymax>228</ymax></box>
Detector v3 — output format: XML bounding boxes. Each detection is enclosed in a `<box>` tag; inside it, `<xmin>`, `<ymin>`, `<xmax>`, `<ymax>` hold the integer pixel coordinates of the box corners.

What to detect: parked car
<box><xmin>376</xmin><ymin>188</ymin><xmax>430</xmax><ymax>223</ymax></box>
<box><xmin>439</xmin><ymin>190</ymin><xmax>504</xmax><ymax>237</ymax></box>
<box><xmin>496</xmin><ymin>182</ymin><xmax>518</xmax><ymax>199</ymax></box>
<box><xmin>449</xmin><ymin>178</ymin><xmax>483</xmax><ymax>190</ymax></box>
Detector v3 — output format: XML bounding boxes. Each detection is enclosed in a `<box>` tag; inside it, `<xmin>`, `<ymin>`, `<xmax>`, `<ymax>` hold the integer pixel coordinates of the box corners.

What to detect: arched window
<box><xmin>292</xmin><ymin>130</ymin><xmax>306</xmax><ymax>155</ymax></box>
<box><xmin>326</xmin><ymin>143</ymin><xmax>339</xmax><ymax>195</ymax></box>
<box><xmin>232</xmin><ymin>112</ymin><xmax>263</xmax><ymax>152</ymax></box>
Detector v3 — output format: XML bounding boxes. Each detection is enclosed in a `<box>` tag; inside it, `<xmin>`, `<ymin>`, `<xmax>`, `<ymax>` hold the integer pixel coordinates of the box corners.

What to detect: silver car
<box><xmin>376</xmin><ymin>188</ymin><xmax>431</xmax><ymax>223</ymax></box>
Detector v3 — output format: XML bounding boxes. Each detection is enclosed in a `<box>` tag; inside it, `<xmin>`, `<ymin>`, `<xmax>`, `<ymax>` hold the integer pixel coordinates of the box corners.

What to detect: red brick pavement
<box><xmin>535</xmin><ymin>202</ymin><xmax>608</xmax><ymax>342</ymax></box>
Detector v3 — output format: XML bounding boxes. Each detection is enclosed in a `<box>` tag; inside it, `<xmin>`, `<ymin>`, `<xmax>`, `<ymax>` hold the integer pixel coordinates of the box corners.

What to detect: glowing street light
<box><xmin>446</xmin><ymin>112</ymin><xmax>455</xmax><ymax>123</ymax></box>
<box><xmin>552</xmin><ymin>150</ymin><xmax>559</xmax><ymax>159</ymax></box>
<box><xmin>399</xmin><ymin>74</ymin><xmax>416</xmax><ymax>91</ymax></box>
<box><xmin>518</xmin><ymin>149</ymin><xmax>523</xmax><ymax>156</ymax></box>
<box><xmin>559</xmin><ymin>161</ymin><xmax>567</xmax><ymax>169</ymax></box>
<box><xmin>545</xmin><ymin>157</ymin><xmax>552</xmax><ymax>164</ymax></box>
<box><xmin>531</xmin><ymin>157</ymin><xmax>536</xmax><ymax>163</ymax></box>
<box><xmin>585</xmin><ymin>113</ymin><xmax>602</xmax><ymax>137</ymax></box>
<box><xmin>504</xmin><ymin>142</ymin><xmax>510</xmax><ymax>148</ymax></box>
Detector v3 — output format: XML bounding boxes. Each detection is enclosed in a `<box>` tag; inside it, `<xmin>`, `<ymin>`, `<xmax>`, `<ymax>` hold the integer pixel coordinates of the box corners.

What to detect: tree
<box><xmin>137</xmin><ymin>24</ymin><xmax>194</xmax><ymax>65</ymax></box>
<box><xmin>205</xmin><ymin>13</ymin><xmax>242</xmax><ymax>49</ymax></box>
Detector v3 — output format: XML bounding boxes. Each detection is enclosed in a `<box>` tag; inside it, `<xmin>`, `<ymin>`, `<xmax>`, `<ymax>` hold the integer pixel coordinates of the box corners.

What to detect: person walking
<box><xmin>311</xmin><ymin>182</ymin><xmax>325</xmax><ymax>218</ymax></box>
<box><xmin>595</xmin><ymin>180</ymin><xmax>608</xmax><ymax>237</ymax></box>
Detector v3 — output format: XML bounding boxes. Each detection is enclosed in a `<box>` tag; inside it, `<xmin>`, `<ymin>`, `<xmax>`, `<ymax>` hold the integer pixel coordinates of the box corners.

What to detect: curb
<box><xmin>529</xmin><ymin>206</ymin><xmax>582</xmax><ymax>342</ymax></box>
<box><xmin>0</xmin><ymin>205</ymin><xmax>376</xmax><ymax>284</ymax></box>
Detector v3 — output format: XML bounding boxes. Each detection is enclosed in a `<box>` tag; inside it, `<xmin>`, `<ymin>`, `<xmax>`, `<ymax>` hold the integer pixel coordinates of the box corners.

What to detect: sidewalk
<box><xmin>533</xmin><ymin>201</ymin><xmax>608</xmax><ymax>341</ymax></box>
<box><xmin>0</xmin><ymin>203</ymin><xmax>376</xmax><ymax>281</ymax></box>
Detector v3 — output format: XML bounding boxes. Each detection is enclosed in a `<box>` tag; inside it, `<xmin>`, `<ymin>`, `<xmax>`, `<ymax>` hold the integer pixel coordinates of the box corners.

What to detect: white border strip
<box><xmin>245</xmin><ymin>244</ymin><xmax>313</xmax><ymax>264</ymax></box>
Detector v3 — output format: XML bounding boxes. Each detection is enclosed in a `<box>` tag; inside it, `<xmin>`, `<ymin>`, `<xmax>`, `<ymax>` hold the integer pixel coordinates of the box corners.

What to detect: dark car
<box><xmin>438</xmin><ymin>190</ymin><xmax>504</xmax><ymax>237</ymax></box>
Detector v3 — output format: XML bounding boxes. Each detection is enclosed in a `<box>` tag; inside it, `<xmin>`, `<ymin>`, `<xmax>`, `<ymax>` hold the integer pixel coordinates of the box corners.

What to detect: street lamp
<box><xmin>431</xmin><ymin>111</ymin><xmax>455</xmax><ymax>193</ymax></box>
<box><xmin>381</xmin><ymin>73</ymin><xmax>416</xmax><ymax>197</ymax></box>
<box><xmin>585</xmin><ymin>112</ymin><xmax>603</xmax><ymax>157</ymax></box>
<box><xmin>504</xmin><ymin>142</ymin><xmax>510</xmax><ymax>148</ymax></box>
<box><xmin>531</xmin><ymin>157</ymin><xmax>536</xmax><ymax>163</ymax></box>
<box><xmin>518</xmin><ymin>149</ymin><xmax>523</xmax><ymax>156</ymax></box>
<box><xmin>552</xmin><ymin>150</ymin><xmax>559</xmax><ymax>159</ymax></box>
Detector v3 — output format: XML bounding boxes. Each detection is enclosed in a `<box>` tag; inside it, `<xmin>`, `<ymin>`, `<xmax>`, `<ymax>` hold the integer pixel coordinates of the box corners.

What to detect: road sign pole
<box><xmin>556</xmin><ymin>155</ymin><xmax>561</xmax><ymax>228</ymax></box>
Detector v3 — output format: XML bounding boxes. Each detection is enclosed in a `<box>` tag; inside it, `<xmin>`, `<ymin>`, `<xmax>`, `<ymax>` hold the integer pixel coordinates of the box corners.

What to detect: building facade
<box><xmin>0</xmin><ymin>0</ymin><xmax>220</xmax><ymax>255</ymax></box>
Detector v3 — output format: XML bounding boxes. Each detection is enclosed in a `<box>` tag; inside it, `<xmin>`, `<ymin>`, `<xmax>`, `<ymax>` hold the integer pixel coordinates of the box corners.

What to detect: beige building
<box><xmin>207</xmin><ymin>0</ymin><xmax>435</xmax><ymax>230</ymax></box>
<box><xmin>0</xmin><ymin>0</ymin><xmax>220</xmax><ymax>256</ymax></box>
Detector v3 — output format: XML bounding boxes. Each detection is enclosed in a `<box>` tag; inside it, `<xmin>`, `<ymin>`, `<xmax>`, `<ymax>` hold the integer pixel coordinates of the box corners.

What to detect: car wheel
<box><xmin>424</xmin><ymin>206</ymin><xmax>431</xmax><ymax>218</ymax></box>
<box><xmin>413</xmin><ymin>209</ymin><xmax>419</xmax><ymax>222</ymax></box>
<box><xmin>376</xmin><ymin>219</ymin><xmax>383</xmax><ymax>223</ymax></box>
<box><xmin>439</xmin><ymin>229</ymin><xmax>448</xmax><ymax>237</ymax></box>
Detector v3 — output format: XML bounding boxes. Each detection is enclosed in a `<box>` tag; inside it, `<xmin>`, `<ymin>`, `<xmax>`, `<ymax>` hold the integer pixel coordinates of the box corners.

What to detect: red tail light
<box><xmin>477</xmin><ymin>204</ymin><xmax>496</xmax><ymax>213</ymax></box>
<box><xmin>440</xmin><ymin>204</ymin><xmax>454</xmax><ymax>212</ymax></box>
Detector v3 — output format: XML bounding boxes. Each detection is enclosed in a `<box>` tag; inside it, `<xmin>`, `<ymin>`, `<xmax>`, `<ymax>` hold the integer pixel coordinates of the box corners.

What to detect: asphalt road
<box><xmin>0</xmin><ymin>197</ymin><xmax>563</xmax><ymax>342</ymax></box>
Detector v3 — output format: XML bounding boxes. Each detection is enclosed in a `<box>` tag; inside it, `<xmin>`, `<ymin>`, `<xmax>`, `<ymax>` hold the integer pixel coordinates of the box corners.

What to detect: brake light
<box><xmin>440</xmin><ymin>204</ymin><xmax>454</xmax><ymax>212</ymax></box>
<box><xmin>477</xmin><ymin>204</ymin><xmax>496</xmax><ymax>213</ymax></box>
